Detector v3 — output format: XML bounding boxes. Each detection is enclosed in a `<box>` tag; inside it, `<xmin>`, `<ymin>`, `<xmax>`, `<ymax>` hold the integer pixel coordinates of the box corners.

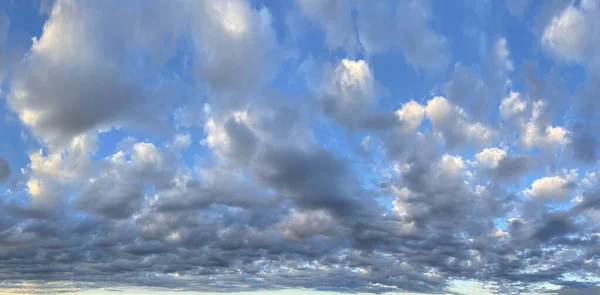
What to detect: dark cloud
<box><xmin>444</xmin><ymin>64</ymin><xmax>488</xmax><ymax>118</ymax></box>
<box><xmin>490</xmin><ymin>155</ymin><xmax>531</xmax><ymax>180</ymax></box>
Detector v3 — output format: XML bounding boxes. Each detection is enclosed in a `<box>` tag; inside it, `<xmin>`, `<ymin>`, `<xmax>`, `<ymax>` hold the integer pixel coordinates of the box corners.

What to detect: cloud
<box><xmin>8</xmin><ymin>0</ymin><xmax>281</xmax><ymax>147</ymax></box>
<box><xmin>73</xmin><ymin>140</ymin><xmax>180</xmax><ymax>218</ymax></box>
<box><xmin>521</xmin><ymin>100</ymin><xmax>568</xmax><ymax>150</ymax></box>
<box><xmin>7</xmin><ymin>0</ymin><xmax>189</xmax><ymax>147</ymax></box>
<box><xmin>444</xmin><ymin>64</ymin><xmax>487</xmax><ymax>117</ymax></box>
<box><xmin>425</xmin><ymin>96</ymin><xmax>496</xmax><ymax>148</ymax></box>
<box><xmin>499</xmin><ymin>91</ymin><xmax>527</xmax><ymax>120</ymax></box>
<box><xmin>542</xmin><ymin>1</ymin><xmax>600</xmax><ymax>68</ymax></box>
<box><xmin>501</xmin><ymin>94</ymin><xmax>568</xmax><ymax>151</ymax></box>
<box><xmin>189</xmin><ymin>0</ymin><xmax>281</xmax><ymax>96</ymax></box>
<box><xmin>2</xmin><ymin>1</ymin><xmax>600</xmax><ymax>294</ymax></box>
<box><xmin>506</xmin><ymin>0</ymin><xmax>532</xmax><ymax>19</ymax></box>
<box><xmin>319</xmin><ymin>59</ymin><xmax>377</xmax><ymax>128</ymax></box>
<box><xmin>395</xmin><ymin>100</ymin><xmax>425</xmax><ymax>132</ymax></box>
<box><xmin>524</xmin><ymin>170</ymin><xmax>578</xmax><ymax>201</ymax></box>
<box><xmin>493</xmin><ymin>38</ymin><xmax>514</xmax><ymax>74</ymax></box>
<box><xmin>0</xmin><ymin>157</ymin><xmax>9</xmax><ymax>183</ymax></box>
<box><xmin>296</xmin><ymin>0</ymin><xmax>449</xmax><ymax>72</ymax></box>
<box><xmin>476</xmin><ymin>147</ymin><xmax>507</xmax><ymax>168</ymax></box>
<box><xmin>0</xmin><ymin>10</ymin><xmax>9</xmax><ymax>80</ymax></box>
<box><xmin>295</xmin><ymin>0</ymin><xmax>356</xmax><ymax>52</ymax></box>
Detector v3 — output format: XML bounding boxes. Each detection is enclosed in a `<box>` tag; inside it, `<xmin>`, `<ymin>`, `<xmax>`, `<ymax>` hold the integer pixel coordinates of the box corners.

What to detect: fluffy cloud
<box><xmin>499</xmin><ymin>91</ymin><xmax>527</xmax><ymax>120</ymax></box>
<box><xmin>521</xmin><ymin>100</ymin><xmax>568</xmax><ymax>150</ymax></box>
<box><xmin>8</xmin><ymin>0</ymin><xmax>280</xmax><ymax>147</ymax></box>
<box><xmin>7</xmin><ymin>0</ymin><xmax>186</xmax><ymax>147</ymax></box>
<box><xmin>320</xmin><ymin>59</ymin><xmax>376</xmax><ymax>128</ymax></box>
<box><xmin>396</xmin><ymin>100</ymin><xmax>425</xmax><ymax>132</ymax></box>
<box><xmin>542</xmin><ymin>0</ymin><xmax>600</xmax><ymax>67</ymax></box>
<box><xmin>476</xmin><ymin>147</ymin><xmax>507</xmax><ymax>168</ymax></box>
<box><xmin>425</xmin><ymin>96</ymin><xmax>496</xmax><ymax>148</ymax></box>
<box><xmin>524</xmin><ymin>170</ymin><xmax>578</xmax><ymax>201</ymax></box>
<box><xmin>189</xmin><ymin>0</ymin><xmax>281</xmax><ymax>98</ymax></box>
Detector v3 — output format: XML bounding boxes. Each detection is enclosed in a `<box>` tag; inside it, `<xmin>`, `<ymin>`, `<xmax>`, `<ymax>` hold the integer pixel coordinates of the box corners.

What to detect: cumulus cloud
<box><xmin>189</xmin><ymin>0</ymin><xmax>281</xmax><ymax>97</ymax></box>
<box><xmin>7</xmin><ymin>0</ymin><xmax>187</xmax><ymax>146</ymax></box>
<box><xmin>500</xmin><ymin>91</ymin><xmax>527</xmax><ymax>120</ymax></box>
<box><xmin>476</xmin><ymin>147</ymin><xmax>507</xmax><ymax>168</ymax></box>
<box><xmin>396</xmin><ymin>100</ymin><xmax>425</xmax><ymax>132</ymax></box>
<box><xmin>524</xmin><ymin>170</ymin><xmax>578</xmax><ymax>201</ymax></box>
<box><xmin>425</xmin><ymin>96</ymin><xmax>496</xmax><ymax>148</ymax></box>
<box><xmin>320</xmin><ymin>59</ymin><xmax>376</xmax><ymax>128</ymax></box>
<box><xmin>8</xmin><ymin>0</ymin><xmax>280</xmax><ymax>147</ymax></box>
<box><xmin>542</xmin><ymin>0</ymin><xmax>600</xmax><ymax>68</ymax></box>
<box><xmin>521</xmin><ymin>100</ymin><xmax>568</xmax><ymax>150</ymax></box>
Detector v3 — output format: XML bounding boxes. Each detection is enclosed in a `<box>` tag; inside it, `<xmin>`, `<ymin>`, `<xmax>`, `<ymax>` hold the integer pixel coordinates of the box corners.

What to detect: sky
<box><xmin>2</xmin><ymin>0</ymin><xmax>600</xmax><ymax>294</ymax></box>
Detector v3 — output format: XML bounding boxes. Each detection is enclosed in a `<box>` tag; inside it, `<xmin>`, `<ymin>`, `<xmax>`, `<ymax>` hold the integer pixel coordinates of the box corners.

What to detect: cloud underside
<box><xmin>2</xmin><ymin>0</ymin><xmax>600</xmax><ymax>294</ymax></box>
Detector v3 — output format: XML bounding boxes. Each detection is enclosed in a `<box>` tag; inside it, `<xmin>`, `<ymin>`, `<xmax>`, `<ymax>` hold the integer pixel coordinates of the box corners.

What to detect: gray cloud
<box><xmin>8</xmin><ymin>0</ymin><xmax>188</xmax><ymax>147</ymax></box>
<box><xmin>0</xmin><ymin>157</ymin><xmax>9</xmax><ymax>183</ymax></box>
<box><xmin>296</xmin><ymin>0</ymin><xmax>449</xmax><ymax>72</ymax></box>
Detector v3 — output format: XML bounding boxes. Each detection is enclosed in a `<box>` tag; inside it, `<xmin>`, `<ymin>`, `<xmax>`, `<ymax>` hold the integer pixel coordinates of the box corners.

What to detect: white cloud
<box><xmin>493</xmin><ymin>38</ymin><xmax>514</xmax><ymax>73</ymax></box>
<box><xmin>172</xmin><ymin>133</ymin><xmax>192</xmax><ymax>149</ymax></box>
<box><xmin>476</xmin><ymin>148</ymin><xmax>507</xmax><ymax>168</ymax></box>
<box><xmin>189</xmin><ymin>0</ymin><xmax>280</xmax><ymax>95</ymax></box>
<box><xmin>439</xmin><ymin>154</ymin><xmax>466</xmax><ymax>178</ymax></box>
<box><xmin>426</xmin><ymin>96</ymin><xmax>496</xmax><ymax>148</ymax></box>
<box><xmin>357</xmin><ymin>0</ymin><xmax>449</xmax><ymax>72</ymax></box>
<box><xmin>499</xmin><ymin>91</ymin><xmax>527</xmax><ymax>120</ymax></box>
<box><xmin>524</xmin><ymin>170</ymin><xmax>578</xmax><ymax>201</ymax></box>
<box><xmin>7</xmin><ymin>1</ymin><xmax>186</xmax><ymax>147</ymax></box>
<box><xmin>204</xmin><ymin>112</ymin><xmax>258</xmax><ymax>165</ymax></box>
<box><xmin>396</xmin><ymin>100</ymin><xmax>425</xmax><ymax>132</ymax></box>
<box><xmin>522</xmin><ymin>123</ymin><xmax>567</xmax><ymax>149</ymax></box>
<box><xmin>320</xmin><ymin>59</ymin><xmax>376</xmax><ymax>127</ymax></box>
<box><xmin>296</xmin><ymin>0</ymin><xmax>356</xmax><ymax>52</ymax></box>
<box><xmin>521</xmin><ymin>101</ymin><xmax>567</xmax><ymax>150</ymax></box>
<box><xmin>28</xmin><ymin>133</ymin><xmax>97</xmax><ymax>184</ymax></box>
<box><xmin>542</xmin><ymin>2</ymin><xmax>600</xmax><ymax>67</ymax></box>
<box><xmin>8</xmin><ymin>0</ymin><xmax>281</xmax><ymax>147</ymax></box>
<box><xmin>25</xmin><ymin>176</ymin><xmax>63</xmax><ymax>212</ymax></box>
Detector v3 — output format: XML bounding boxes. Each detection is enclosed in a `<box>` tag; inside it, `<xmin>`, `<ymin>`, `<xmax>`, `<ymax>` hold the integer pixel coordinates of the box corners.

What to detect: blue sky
<box><xmin>2</xmin><ymin>0</ymin><xmax>600</xmax><ymax>294</ymax></box>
